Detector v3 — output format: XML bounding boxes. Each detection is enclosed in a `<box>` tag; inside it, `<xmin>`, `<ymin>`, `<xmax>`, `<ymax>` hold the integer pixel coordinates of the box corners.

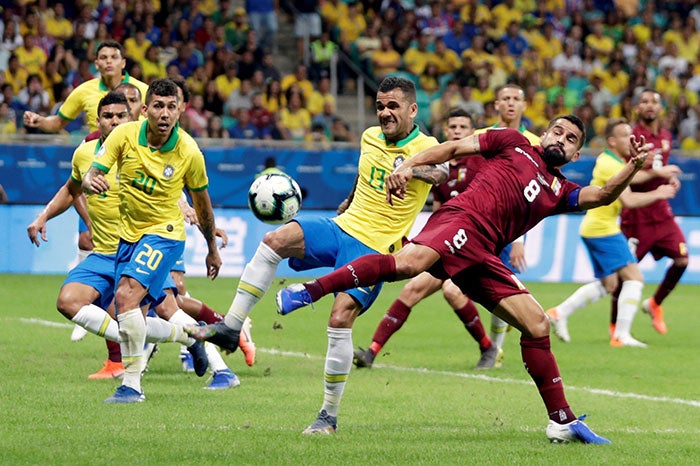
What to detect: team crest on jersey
<box><xmin>661</xmin><ymin>139</ymin><xmax>671</xmax><ymax>152</ymax></box>
<box><xmin>393</xmin><ymin>156</ymin><xmax>405</xmax><ymax>169</ymax></box>
<box><xmin>550</xmin><ymin>177</ymin><xmax>561</xmax><ymax>195</ymax></box>
<box><xmin>163</xmin><ymin>165</ymin><xmax>175</xmax><ymax>178</ymax></box>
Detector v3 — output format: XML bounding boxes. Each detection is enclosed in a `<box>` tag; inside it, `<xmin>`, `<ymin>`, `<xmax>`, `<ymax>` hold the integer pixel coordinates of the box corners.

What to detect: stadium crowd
<box><xmin>0</xmin><ymin>0</ymin><xmax>699</xmax><ymax>150</ymax></box>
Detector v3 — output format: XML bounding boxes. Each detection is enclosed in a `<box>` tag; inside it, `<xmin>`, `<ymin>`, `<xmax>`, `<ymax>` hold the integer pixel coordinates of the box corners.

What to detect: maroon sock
<box><xmin>654</xmin><ymin>264</ymin><xmax>687</xmax><ymax>305</ymax></box>
<box><xmin>197</xmin><ymin>303</ymin><xmax>224</xmax><ymax>324</ymax></box>
<box><xmin>304</xmin><ymin>254</ymin><xmax>397</xmax><ymax>302</ymax></box>
<box><xmin>107</xmin><ymin>339</ymin><xmax>121</xmax><ymax>363</ymax></box>
<box><xmin>371</xmin><ymin>300</ymin><xmax>412</xmax><ymax>351</ymax></box>
<box><xmin>520</xmin><ymin>335</ymin><xmax>575</xmax><ymax>424</ymax></box>
<box><xmin>454</xmin><ymin>301</ymin><xmax>491</xmax><ymax>350</ymax></box>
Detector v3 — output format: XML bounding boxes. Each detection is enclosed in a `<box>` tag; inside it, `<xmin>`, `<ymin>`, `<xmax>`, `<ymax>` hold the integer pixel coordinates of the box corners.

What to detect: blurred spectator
<box><xmin>141</xmin><ymin>45</ymin><xmax>166</xmax><ymax>82</ymax></box>
<box><xmin>281</xmin><ymin>63</ymin><xmax>313</xmax><ymax>100</ymax></box>
<box><xmin>229</xmin><ymin>108</ymin><xmax>268</xmax><ymax>139</ymax></box>
<box><xmin>259</xmin><ymin>52</ymin><xmax>281</xmax><ymax>82</ymax></box>
<box><xmin>237</xmin><ymin>49</ymin><xmax>258</xmax><ymax>81</ymax></box>
<box><xmin>4</xmin><ymin>54</ymin><xmax>28</xmax><ymax>94</ymax></box>
<box><xmin>453</xmin><ymin>55</ymin><xmax>478</xmax><ymax>88</ymax></box>
<box><xmin>586</xmin><ymin>17</ymin><xmax>614</xmax><ymax>64</ymax></box>
<box><xmin>580</xmin><ymin>44</ymin><xmax>604</xmax><ymax>77</ymax></box>
<box><xmin>552</xmin><ymin>40</ymin><xmax>583</xmax><ymax>78</ymax></box>
<box><xmin>528</xmin><ymin>21</ymin><xmax>561</xmax><ymax>61</ymax></box>
<box><xmin>225</xmin><ymin>8</ymin><xmax>249</xmax><ymax>51</ymax></box>
<box><xmin>184</xmin><ymin>93</ymin><xmax>209</xmax><ymax>137</ymax></box>
<box><xmin>236</xmin><ymin>29</ymin><xmax>264</xmax><ymax>63</ymax></box>
<box><xmin>18</xmin><ymin>73</ymin><xmax>50</xmax><ymax>114</ymax></box>
<box><xmin>471</xmin><ymin>74</ymin><xmax>495</xmax><ymax>105</ymax></box>
<box><xmin>124</xmin><ymin>26</ymin><xmax>151</xmax><ymax>65</ymax></box>
<box><xmin>418</xmin><ymin>62</ymin><xmax>440</xmax><ymax>95</ymax></box>
<box><xmin>45</xmin><ymin>4</ymin><xmax>73</xmax><ymax>44</ymax></box>
<box><xmin>0</xmin><ymin>19</ymin><xmax>22</xmax><ymax>71</ymax></box>
<box><xmin>680</xmin><ymin>123</ymin><xmax>700</xmax><ymax>151</ymax></box>
<box><xmin>320</xmin><ymin>0</ymin><xmax>347</xmax><ymax>32</ymax></box>
<box><xmin>420</xmin><ymin>1</ymin><xmax>453</xmax><ymax>38</ymax></box>
<box><xmin>337</xmin><ymin>1</ymin><xmax>366</xmax><ymax>51</ymax></box>
<box><xmin>249</xmin><ymin>91</ymin><xmax>274</xmax><ymax>132</ymax></box>
<box><xmin>403</xmin><ymin>31</ymin><xmax>434</xmax><ymax>76</ymax></box>
<box><xmin>371</xmin><ymin>34</ymin><xmax>401</xmax><ymax>81</ymax></box>
<box><xmin>279</xmin><ymin>87</ymin><xmax>311</xmax><ymax>141</ymax></box>
<box><xmin>203</xmin><ymin>114</ymin><xmax>231</xmax><ymax>139</ymax></box>
<box><xmin>657</xmin><ymin>41</ymin><xmax>688</xmax><ymax>79</ymax></box>
<box><xmin>194</xmin><ymin>16</ymin><xmax>216</xmax><ymax>49</ymax></box>
<box><xmin>442</xmin><ymin>20</ymin><xmax>472</xmax><ymax>57</ymax></box>
<box><xmin>186</xmin><ymin>65</ymin><xmax>209</xmax><ymax>96</ymax></box>
<box><xmin>15</xmin><ymin>33</ymin><xmax>47</xmax><ymax>75</ymax></box>
<box><xmin>501</xmin><ymin>20</ymin><xmax>529</xmax><ymax>59</ymax></box>
<box><xmin>75</xmin><ymin>4</ymin><xmax>99</xmax><ymax>40</ymax></box>
<box><xmin>202</xmin><ymin>79</ymin><xmax>225</xmax><ymax>116</ymax></box>
<box><xmin>214</xmin><ymin>61</ymin><xmax>241</xmax><ymax>101</ymax></box>
<box><xmin>246</xmin><ymin>0</ymin><xmax>278</xmax><ymax>52</ymax></box>
<box><xmin>35</xmin><ymin>20</ymin><xmax>56</xmax><ymax>58</ymax></box>
<box><xmin>0</xmin><ymin>100</ymin><xmax>17</xmax><ymax>136</ymax></box>
<box><xmin>429</xmin><ymin>80</ymin><xmax>462</xmax><ymax>136</ymax></box>
<box><xmin>1</xmin><ymin>83</ymin><xmax>29</xmax><ymax>124</ymax></box>
<box><xmin>311</xmin><ymin>99</ymin><xmax>336</xmax><ymax>138</ymax></box>
<box><xmin>293</xmin><ymin>0</ymin><xmax>322</xmax><ymax>60</ymax></box>
<box><xmin>456</xmin><ymin>85</ymin><xmax>484</xmax><ymax>118</ymax></box>
<box><xmin>431</xmin><ymin>37</ymin><xmax>461</xmax><ymax>76</ymax></box>
<box><xmin>86</xmin><ymin>23</ymin><xmax>110</xmax><ymax>62</ymax></box>
<box><xmin>262</xmin><ymin>78</ymin><xmax>284</xmax><ymax>113</ymax></box>
<box><xmin>143</xmin><ymin>13</ymin><xmax>162</xmax><ymax>46</ymax></box>
<box><xmin>654</xmin><ymin>64</ymin><xmax>681</xmax><ymax>105</ymax></box>
<box><xmin>225</xmin><ymin>78</ymin><xmax>254</xmax><ymax>117</ymax></box>
<box><xmin>306</xmin><ymin>74</ymin><xmax>335</xmax><ymax>116</ymax></box>
<box><xmin>250</xmin><ymin>69</ymin><xmax>266</xmax><ymax>92</ymax></box>
<box><xmin>65</xmin><ymin>21</ymin><xmax>90</xmax><ymax>62</ymax></box>
<box><xmin>309</xmin><ymin>30</ymin><xmax>337</xmax><ymax>84</ymax></box>
<box><xmin>168</xmin><ymin>41</ymin><xmax>200</xmax><ymax>79</ymax></box>
<box><xmin>171</xmin><ymin>17</ymin><xmax>194</xmax><ymax>48</ymax></box>
<box><xmin>330</xmin><ymin>115</ymin><xmax>356</xmax><ymax>143</ymax></box>
<box><xmin>309</xmin><ymin>121</ymin><xmax>330</xmax><ymax>145</ymax></box>
<box><xmin>204</xmin><ymin>25</ymin><xmax>231</xmax><ymax>58</ymax></box>
<box><xmin>391</xmin><ymin>26</ymin><xmax>414</xmax><ymax>56</ymax></box>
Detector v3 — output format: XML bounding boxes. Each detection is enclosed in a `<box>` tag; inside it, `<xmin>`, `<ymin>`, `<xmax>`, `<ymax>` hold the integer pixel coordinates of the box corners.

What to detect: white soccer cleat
<box><xmin>70</xmin><ymin>324</ymin><xmax>88</xmax><ymax>341</ymax></box>
<box><xmin>610</xmin><ymin>335</ymin><xmax>648</xmax><ymax>348</ymax></box>
<box><xmin>546</xmin><ymin>415</ymin><xmax>611</xmax><ymax>444</ymax></box>
<box><xmin>546</xmin><ymin>308</ymin><xmax>570</xmax><ymax>343</ymax></box>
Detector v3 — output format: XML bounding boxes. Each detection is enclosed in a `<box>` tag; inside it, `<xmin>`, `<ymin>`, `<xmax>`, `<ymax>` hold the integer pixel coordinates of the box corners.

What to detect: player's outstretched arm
<box><xmin>190</xmin><ymin>188</ymin><xmax>221</xmax><ymax>279</ymax></box>
<box><xmin>578</xmin><ymin>135</ymin><xmax>650</xmax><ymax>210</ymax></box>
<box><xmin>82</xmin><ymin>166</ymin><xmax>110</xmax><ymax>195</ymax></box>
<box><xmin>23</xmin><ymin>112</ymin><xmax>69</xmax><ymax>133</ymax></box>
<box><xmin>27</xmin><ymin>179</ymin><xmax>83</xmax><ymax>246</ymax></box>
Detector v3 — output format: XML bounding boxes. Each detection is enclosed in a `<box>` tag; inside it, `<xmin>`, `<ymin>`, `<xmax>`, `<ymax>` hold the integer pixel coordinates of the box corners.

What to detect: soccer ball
<box><xmin>248</xmin><ymin>172</ymin><xmax>302</xmax><ymax>224</ymax></box>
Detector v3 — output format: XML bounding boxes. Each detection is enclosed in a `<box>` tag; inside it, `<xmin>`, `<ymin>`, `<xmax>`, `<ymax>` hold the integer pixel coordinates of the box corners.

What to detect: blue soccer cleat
<box><xmin>276</xmin><ymin>283</ymin><xmax>313</xmax><ymax>315</ymax></box>
<box><xmin>180</xmin><ymin>350</ymin><xmax>195</xmax><ymax>372</ymax></box>
<box><xmin>186</xmin><ymin>321</ymin><xmax>240</xmax><ymax>354</ymax></box>
<box><xmin>302</xmin><ymin>409</ymin><xmax>337</xmax><ymax>435</ymax></box>
<box><xmin>186</xmin><ymin>340</ymin><xmax>209</xmax><ymax>377</ymax></box>
<box><xmin>204</xmin><ymin>369</ymin><xmax>241</xmax><ymax>390</ymax></box>
<box><xmin>104</xmin><ymin>385</ymin><xmax>145</xmax><ymax>404</ymax></box>
<box><xmin>546</xmin><ymin>415</ymin><xmax>611</xmax><ymax>444</ymax></box>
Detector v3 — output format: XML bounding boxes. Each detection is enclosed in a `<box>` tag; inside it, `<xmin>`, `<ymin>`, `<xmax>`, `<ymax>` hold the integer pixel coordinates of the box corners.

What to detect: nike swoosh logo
<box><xmin>135</xmin><ymin>267</ymin><xmax>149</xmax><ymax>275</ymax></box>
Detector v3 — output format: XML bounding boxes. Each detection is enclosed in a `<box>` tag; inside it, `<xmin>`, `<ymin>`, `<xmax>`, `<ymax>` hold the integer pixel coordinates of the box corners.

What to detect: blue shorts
<box><xmin>171</xmin><ymin>255</ymin><xmax>186</xmax><ymax>273</ymax></box>
<box><xmin>582</xmin><ymin>233</ymin><xmax>636</xmax><ymax>279</ymax></box>
<box><xmin>78</xmin><ymin>217</ymin><xmax>89</xmax><ymax>233</ymax></box>
<box><xmin>288</xmin><ymin>215</ymin><xmax>383</xmax><ymax>313</ymax></box>
<box><xmin>115</xmin><ymin>234</ymin><xmax>184</xmax><ymax>309</ymax></box>
<box><xmin>63</xmin><ymin>252</ymin><xmax>116</xmax><ymax>310</ymax></box>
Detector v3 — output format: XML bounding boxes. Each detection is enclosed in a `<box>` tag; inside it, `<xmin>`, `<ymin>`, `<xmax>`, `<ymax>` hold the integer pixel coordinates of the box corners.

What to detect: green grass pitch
<box><xmin>1</xmin><ymin>274</ymin><xmax>698</xmax><ymax>465</ymax></box>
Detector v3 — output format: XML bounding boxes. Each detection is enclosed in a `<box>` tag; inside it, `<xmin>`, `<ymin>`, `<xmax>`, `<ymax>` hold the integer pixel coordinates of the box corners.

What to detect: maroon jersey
<box><xmin>444</xmin><ymin>128</ymin><xmax>582</xmax><ymax>252</ymax></box>
<box><xmin>431</xmin><ymin>156</ymin><xmax>486</xmax><ymax>205</ymax></box>
<box><xmin>621</xmin><ymin>124</ymin><xmax>675</xmax><ymax>226</ymax></box>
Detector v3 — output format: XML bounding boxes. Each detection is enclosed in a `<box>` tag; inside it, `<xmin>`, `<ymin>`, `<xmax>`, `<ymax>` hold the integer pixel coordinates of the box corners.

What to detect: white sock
<box><xmin>224</xmin><ymin>242</ymin><xmax>282</xmax><ymax>331</ymax></box>
<box><xmin>206</xmin><ymin>343</ymin><xmax>228</xmax><ymax>372</ymax></box>
<box><xmin>490</xmin><ymin>315</ymin><xmax>509</xmax><ymax>349</ymax></box>
<box><xmin>118</xmin><ymin>308</ymin><xmax>146</xmax><ymax>393</ymax></box>
<box><xmin>614</xmin><ymin>280</ymin><xmax>643</xmax><ymax>339</ymax></box>
<box><xmin>321</xmin><ymin>327</ymin><xmax>353</xmax><ymax>417</ymax></box>
<box><xmin>145</xmin><ymin>316</ymin><xmax>193</xmax><ymax>345</ymax></box>
<box><xmin>167</xmin><ymin>309</ymin><xmax>198</xmax><ymax>346</ymax></box>
<box><xmin>72</xmin><ymin>304</ymin><xmax>120</xmax><ymax>342</ymax></box>
<box><xmin>557</xmin><ymin>280</ymin><xmax>607</xmax><ymax>319</ymax></box>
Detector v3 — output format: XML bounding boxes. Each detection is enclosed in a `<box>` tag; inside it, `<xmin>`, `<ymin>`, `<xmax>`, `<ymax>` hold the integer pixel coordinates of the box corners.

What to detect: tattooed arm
<box><xmin>411</xmin><ymin>162</ymin><xmax>449</xmax><ymax>185</ymax></box>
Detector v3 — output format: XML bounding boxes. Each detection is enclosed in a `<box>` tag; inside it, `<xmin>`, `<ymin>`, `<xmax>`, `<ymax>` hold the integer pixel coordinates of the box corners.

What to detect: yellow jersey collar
<box><xmin>380</xmin><ymin>124</ymin><xmax>421</xmax><ymax>147</ymax></box>
<box><xmin>98</xmin><ymin>72</ymin><xmax>133</xmax><ymax>92</ymax></box>
<box><xmin>492</xmin><ymin>122</ymin><xmax>528</xmax><ymax>133</ymax></box>
<box><xmin>602</xmin><ymin>149</ymin><xmax>623</xmax><ymax>164</ymax></box>
<box><xmin>138</xmin><ymin>120</ymin><xmax>180</xmax><ymax>152</ymax></box>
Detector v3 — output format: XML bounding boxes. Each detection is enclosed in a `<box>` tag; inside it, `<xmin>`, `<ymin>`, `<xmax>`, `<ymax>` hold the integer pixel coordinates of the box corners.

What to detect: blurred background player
<box><xmin>547</xmin><ymin>118</ymin><xmax>678</xmax><ymax>346</ymax></box>
<box><xmin>353</xmin><ymin>109</ymin><xmax>501</xmax><ymax>370</ymax></box>
<box><xmin>614</xmin><ymin>89</ymin><xmax>687</xmax><ymax>334</ymax></box>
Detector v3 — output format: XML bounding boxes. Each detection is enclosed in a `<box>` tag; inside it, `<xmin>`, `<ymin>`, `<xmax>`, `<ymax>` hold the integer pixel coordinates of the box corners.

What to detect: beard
<box><xmin>542</xmin><ymin>144</ymin><xmax>568</xmax><ymax>167</ymax></box>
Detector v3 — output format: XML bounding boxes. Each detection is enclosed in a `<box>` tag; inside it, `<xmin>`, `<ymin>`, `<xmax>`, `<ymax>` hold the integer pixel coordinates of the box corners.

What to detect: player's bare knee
<box><xmin>262</xmin><ymin>223</ymin><xmax>301</xmax><ymax>257</ymax></box>
<box><xmin>441</xmin><ymin>281</ymin><xmax>464</xmax><ymax>306</ymax></box>
<box><xmin>56</xmin><ymin>291</ymin><xmax>80</xmax><ymax>319</ymax></box>
<box><xmin>675</xmin><ymin>257</ymin><xmax>689</xmax><ymax>268</ymax></box>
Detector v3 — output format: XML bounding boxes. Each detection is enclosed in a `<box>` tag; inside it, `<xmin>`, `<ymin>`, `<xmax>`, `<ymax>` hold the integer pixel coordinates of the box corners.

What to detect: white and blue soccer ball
<box><xmin>248</xmin><ymin>172</ymin><xmax>302</xmax><ymax>224</ymax></box>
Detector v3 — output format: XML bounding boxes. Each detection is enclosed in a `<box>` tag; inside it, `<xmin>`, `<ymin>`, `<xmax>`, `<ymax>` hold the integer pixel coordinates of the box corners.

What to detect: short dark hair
<box><xmin>446</xmin><ymin>108</ymin><xmax>471</xmax><ymax>120</ymax></box>
<box><xmin>495</xmin><ymin>83</ymin><xmax>524</xmax><ymax>98</ymax></box>
<box><xmin>548</xmin><ymin>114</ymin><xmax>586</xmax><ymax>149</ymax></box>
<box><xmin>146</xmin><ymin>78</ymin><xmax>179</xmax><ymax>104</ymax></box>
<box><xmin>98</xmin><ymin>91</ymin><xmax>129</xmax><ymax>114</ymax></box>
<box><xmin>604</xmin><ymin>117</ymin><xmax>628</xmax><ymax>139</ymax></box>
<box><xmin>96</xmin><ymin>40</ymin><xmax>125</xmax><ymax>58</ymax></box>
<box><xmin>378</xmin><ymin>76</ymin><xmax>416</xmax><ymax>103</ymax></box>
<box><xmin>170</xmin><ymin>77</ymin><xmax>190</xmax><ymax>103</ymax></box>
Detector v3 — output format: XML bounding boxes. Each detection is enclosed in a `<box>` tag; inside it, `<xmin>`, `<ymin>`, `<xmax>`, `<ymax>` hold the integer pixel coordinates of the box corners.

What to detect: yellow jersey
<box><xmin>475</xmin><ymin>124</ymin><xmax>541</xmax><ymax>145</ymax></box>
<box><xmin>71</xmin><ymin>139</ymin><xmax>120</xmax><ymax>254</ymax></box>
<box><xmin>92</xmin><ymin>121</ymin><xmax>209</xmax><ymax>243</ymax></box>
<box><xmin>334</xmin><ymin>125</ymin><xmax>438</xmax><ymax>254</ymax></box>
<box><xmin>58</xmin><ymin>73</ymin><xmax>149</xmax><ymax>132</ymax></box>
<box><xmin>579</xmin><ymin>150</ymin><xmax>624</xmax><ymax>238</ymax></box>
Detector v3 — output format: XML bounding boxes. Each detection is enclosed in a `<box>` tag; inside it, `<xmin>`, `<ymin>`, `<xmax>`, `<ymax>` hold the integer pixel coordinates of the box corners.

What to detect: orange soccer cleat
<box><xmin>88</xmin><ymin>360</ymin><xmax>125</xmax><ymax>380</ymax></box>
<box><xmin>642</xmin><ymin>298</ymin><xmax>667</xmax><ymax>334</ymax></box>
<box><xmin>239</xmin><ymin>318</ymin><xmax>256</xmax><ymax>366</ymax></box>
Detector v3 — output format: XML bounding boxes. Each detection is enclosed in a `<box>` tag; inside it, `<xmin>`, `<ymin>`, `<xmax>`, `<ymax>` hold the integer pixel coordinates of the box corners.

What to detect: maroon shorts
<box><xmin>411</xmin><ymin>205</ymin><xmax>530</xmax><ymax>310</ymax></box>
<box><xmin>621</xmin><ymin>220</ymin><xmax>688</xmax><ymax>261</ymax></box>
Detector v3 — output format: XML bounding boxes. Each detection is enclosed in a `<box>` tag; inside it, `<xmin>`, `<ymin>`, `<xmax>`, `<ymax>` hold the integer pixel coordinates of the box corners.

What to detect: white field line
<box><xmin>16</xmin><ymin>319</ymin><xmax>700</xmax><ymax>409</ymax></box>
